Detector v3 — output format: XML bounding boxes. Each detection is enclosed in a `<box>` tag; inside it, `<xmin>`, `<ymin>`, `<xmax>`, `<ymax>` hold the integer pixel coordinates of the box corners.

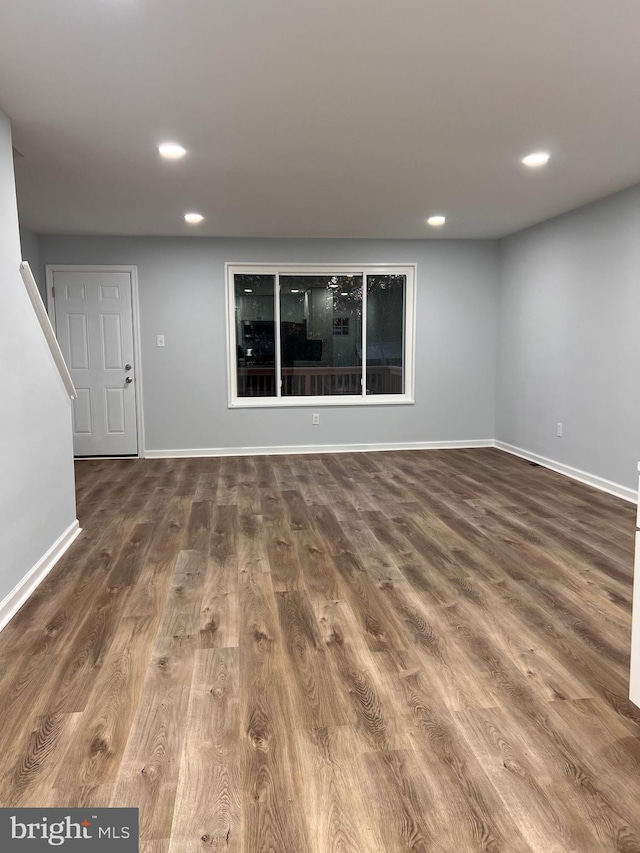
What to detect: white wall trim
<box><xmin>495</xmin><ymin>441</ymin><xmax>637</xmax><ymax>504</ymax></box>
<box><xmin>630</xmin><ymin>531</ymin><xmax>640</xmax><ymax>707</ymax></box>
<box><xmin>0</xmin><ymin>519</ymin><xmax>81</xmax><ymax>634</ymax></box>
<box><xmin>45</xmin><ymin>264</ymin><xmax>146</xmax><ymax>458</ymax></box>
<box><xmin>144</xmin><ymin>439</ymin><xmax>494</xmax><ymax>459</ymax></box>
<box><xmin>19</xmin><ymin>262</ymin><xmax>77</xmax><ymax>399</ymax></box>
<box><xmin>129</xmin><ymin>266</ymin><xmax>146</xmax><ymax>458</ymax></box>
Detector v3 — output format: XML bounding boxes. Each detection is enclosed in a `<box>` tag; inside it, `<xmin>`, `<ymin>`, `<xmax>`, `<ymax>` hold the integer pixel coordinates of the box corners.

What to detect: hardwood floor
<box><xmin>1</xmin><ymin>448</ymin><xmax>639</xmax><ymax>851</ymax></box>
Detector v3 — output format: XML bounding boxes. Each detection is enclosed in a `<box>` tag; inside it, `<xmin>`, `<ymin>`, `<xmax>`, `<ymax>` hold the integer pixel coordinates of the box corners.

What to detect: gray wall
<box><xmin>38</xmin><ymin>236</ymin><xmax>499</xmax><ymax>452</ymax></box>
<box><xmin>0</xmin><ymin>109</ymin><xmax>77</xmax><ymax>607</ymax></box>
<box><xmin>497</xmin><ymin>184</ymin><xmax>640</xmax><ymax>492</ymax></box>
<box><xmin>19</xmin><ymin>227</ymin><xmax>42</xmax><ymax>299</ymax></box>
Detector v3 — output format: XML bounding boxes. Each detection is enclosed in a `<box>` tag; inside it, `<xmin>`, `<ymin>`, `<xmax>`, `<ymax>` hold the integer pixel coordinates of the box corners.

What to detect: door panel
<box><xmin>73</xmin><ymin>389</ymin><xmax>93</xmax><ymax>434</ymax></box>
<box><xmin>65</xmin><ymin>283</ymin><xmax>86</xmax><ymax>300</ymax></box>
<box><xmin>100</xmin><ymin>284</ymin><xmax>121</xmax><ymax>300</ymax></box>
<box><xmin>101</xmin><ymin>314</ymin><xmax>123</xmax><ymax>369</ymax></box>
<box><xmin>53</xmin><ymin>270</ymin><xmax>137</xmax><ymax>456</ymax></box>
<box><xmin>68</xmin><ymin>313</ymin><xmax>89</xmax><ymax>368</ymax></box>
<box><xmin>105</xmin><ymin>387</ymin><xmax>126</xmax><ymax>433</ymax></box>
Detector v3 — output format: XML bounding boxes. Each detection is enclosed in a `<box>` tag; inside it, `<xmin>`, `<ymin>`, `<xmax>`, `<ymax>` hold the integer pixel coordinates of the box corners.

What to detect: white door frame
<box><xmin>45</xmin><ymin>264</ymin><xmax>146</xmax><ymax>458</ymax></box>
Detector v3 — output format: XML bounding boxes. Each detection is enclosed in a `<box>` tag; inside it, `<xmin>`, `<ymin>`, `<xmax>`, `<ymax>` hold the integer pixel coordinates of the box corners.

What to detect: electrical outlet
<box><xmin>312</xmin><ymin>413</ymin><xmax>320</xmax><ymax>425</ymax></box>
<box><xmin>556</xmin><ymin>422</ymin><xmax>563</xmax><ymax>437</ymax></box>
<box><xmin>156</xmin><ymin>334</ymin><xmax>165</xmax><ymax>347</ymax></box>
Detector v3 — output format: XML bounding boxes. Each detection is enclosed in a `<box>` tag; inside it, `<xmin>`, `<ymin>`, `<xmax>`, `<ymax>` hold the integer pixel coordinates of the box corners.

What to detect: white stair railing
<box><xmin>19</xmin><ymin>261</ymin><xmax>77</xmax><ymax>399</ymax></box>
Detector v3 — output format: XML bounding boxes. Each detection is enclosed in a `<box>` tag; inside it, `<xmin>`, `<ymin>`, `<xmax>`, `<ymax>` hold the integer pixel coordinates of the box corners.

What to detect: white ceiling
<box><xmin>2</xmin><ymin>0</ymin><xmax>640</xmax><ymax>239</ymax></box>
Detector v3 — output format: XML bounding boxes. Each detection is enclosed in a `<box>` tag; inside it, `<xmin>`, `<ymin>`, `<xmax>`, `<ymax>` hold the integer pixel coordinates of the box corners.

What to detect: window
<box><xmin>227</xmin><ymin>264</ymin><xmax>415</xmax><ymax>407</ymax></box>
<box><xmin>333</xmin><ymin>317</ymin><xmax>349</xmax><ymax>336</ymax></box>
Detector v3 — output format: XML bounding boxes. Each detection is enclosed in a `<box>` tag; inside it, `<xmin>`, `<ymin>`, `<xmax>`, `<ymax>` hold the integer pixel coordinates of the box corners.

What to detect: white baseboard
<box><xmin>495</xmin><ymin>441</ymin><xmax>637</xmax><ymax>504</ymax></box>
<box><xmin>144</xmin><ymin>439</ymin><xmax>494</xmax><ymax>459</ymax></box>
<box><xmin>0</xmin><ymin>519</ymin><xmax>81</xmax><ymax>633</ymax></box>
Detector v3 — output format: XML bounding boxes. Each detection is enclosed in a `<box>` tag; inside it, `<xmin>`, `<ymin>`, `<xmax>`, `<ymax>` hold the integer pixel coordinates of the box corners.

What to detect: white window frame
<box><xmin>226</xmin><ymin>263</ymin><xmax>416</xmax><ymax>408</ymax></box>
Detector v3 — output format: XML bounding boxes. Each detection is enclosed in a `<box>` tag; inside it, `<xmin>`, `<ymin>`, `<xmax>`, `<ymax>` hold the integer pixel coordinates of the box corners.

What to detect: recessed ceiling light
<box><xmin>522</xmin><ymin>151</ymin><xmax>550</xmax><ymax>168</ymax></box>
<box><xmin>158</xmin><ymin>142</ymin><xmax>187</xmax><ymax>159</ymax></box>
<box><xmin>184</xmin><ymin>212</ymin><xmax>204</xmax><ymax>224</ymax></box>
<box><xmin>244</xmin><ymin>288</ymin><xmax>253</xmax><ymax>293</ymax></box>
<box><xmin>427</xmin><ymin>215</ymin><xmax>446</xmax><ymax>227</ymax></box>
<box><xmin>291</xmin><ymin>289</ymin><xmax>300</xmax><ymax>293</ymax></box>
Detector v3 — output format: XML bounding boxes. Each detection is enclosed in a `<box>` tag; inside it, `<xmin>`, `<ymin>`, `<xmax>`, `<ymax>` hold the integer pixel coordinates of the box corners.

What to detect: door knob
<box><xmin>125</xmin><ymin>363</ymin><xmax>132</xmax><ymax>371</ymax></box>
<box><xmin>125</xmin><ymin>376</ymin><xmax>133</xmax><ymax>384</ymax></box>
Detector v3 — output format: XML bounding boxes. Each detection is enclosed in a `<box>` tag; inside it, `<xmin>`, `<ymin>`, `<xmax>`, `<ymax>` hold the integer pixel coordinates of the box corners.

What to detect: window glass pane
<box><xmin>235</xmin><ymin>274</ymin><xmax>276</xmax><ymax>397</ymax></box>
<box><xmin>280</xmin><ymin>275</ymin><xmax>362</xmax><ymax>396</ymax></box>
<box><xmin>365</xmin><ymin>275</ymin><xmax>405</xmax><ymax>395</ymax></box>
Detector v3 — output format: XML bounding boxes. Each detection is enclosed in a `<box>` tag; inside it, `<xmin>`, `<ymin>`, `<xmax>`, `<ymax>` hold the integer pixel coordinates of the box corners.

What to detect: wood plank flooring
<box><xmin>1</xmin><ymin>448</ymin><xmax>640</xmax><ymax>851</ymax></box>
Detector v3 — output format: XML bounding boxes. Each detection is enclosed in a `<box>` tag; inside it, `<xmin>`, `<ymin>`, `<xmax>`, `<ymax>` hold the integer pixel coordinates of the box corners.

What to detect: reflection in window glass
<box><xmin>227</xmin><ymin>264</ymin><xmax>414</xmax><ymax>406</ymax></box>
<box><xmin>280</xmin><ymin>275</ymin><xmax>362</xmax><ymax>396</ymax></box>
<box><xmin>234</xmin><ymin>274</ymin><xmax>276</xmax><ymax>397</ymax></box>
<box><xmin>365</xmin><ymin>275</ymin><xmax>405</xmax><ymax>395</ymax></box>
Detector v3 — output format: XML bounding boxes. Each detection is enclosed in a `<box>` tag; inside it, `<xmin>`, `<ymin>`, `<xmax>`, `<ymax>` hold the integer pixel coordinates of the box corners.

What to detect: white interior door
<box><xmin>52</xmin><ymin>269</ymin><xmax>138</xmax><ymax>456</ymax></box>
